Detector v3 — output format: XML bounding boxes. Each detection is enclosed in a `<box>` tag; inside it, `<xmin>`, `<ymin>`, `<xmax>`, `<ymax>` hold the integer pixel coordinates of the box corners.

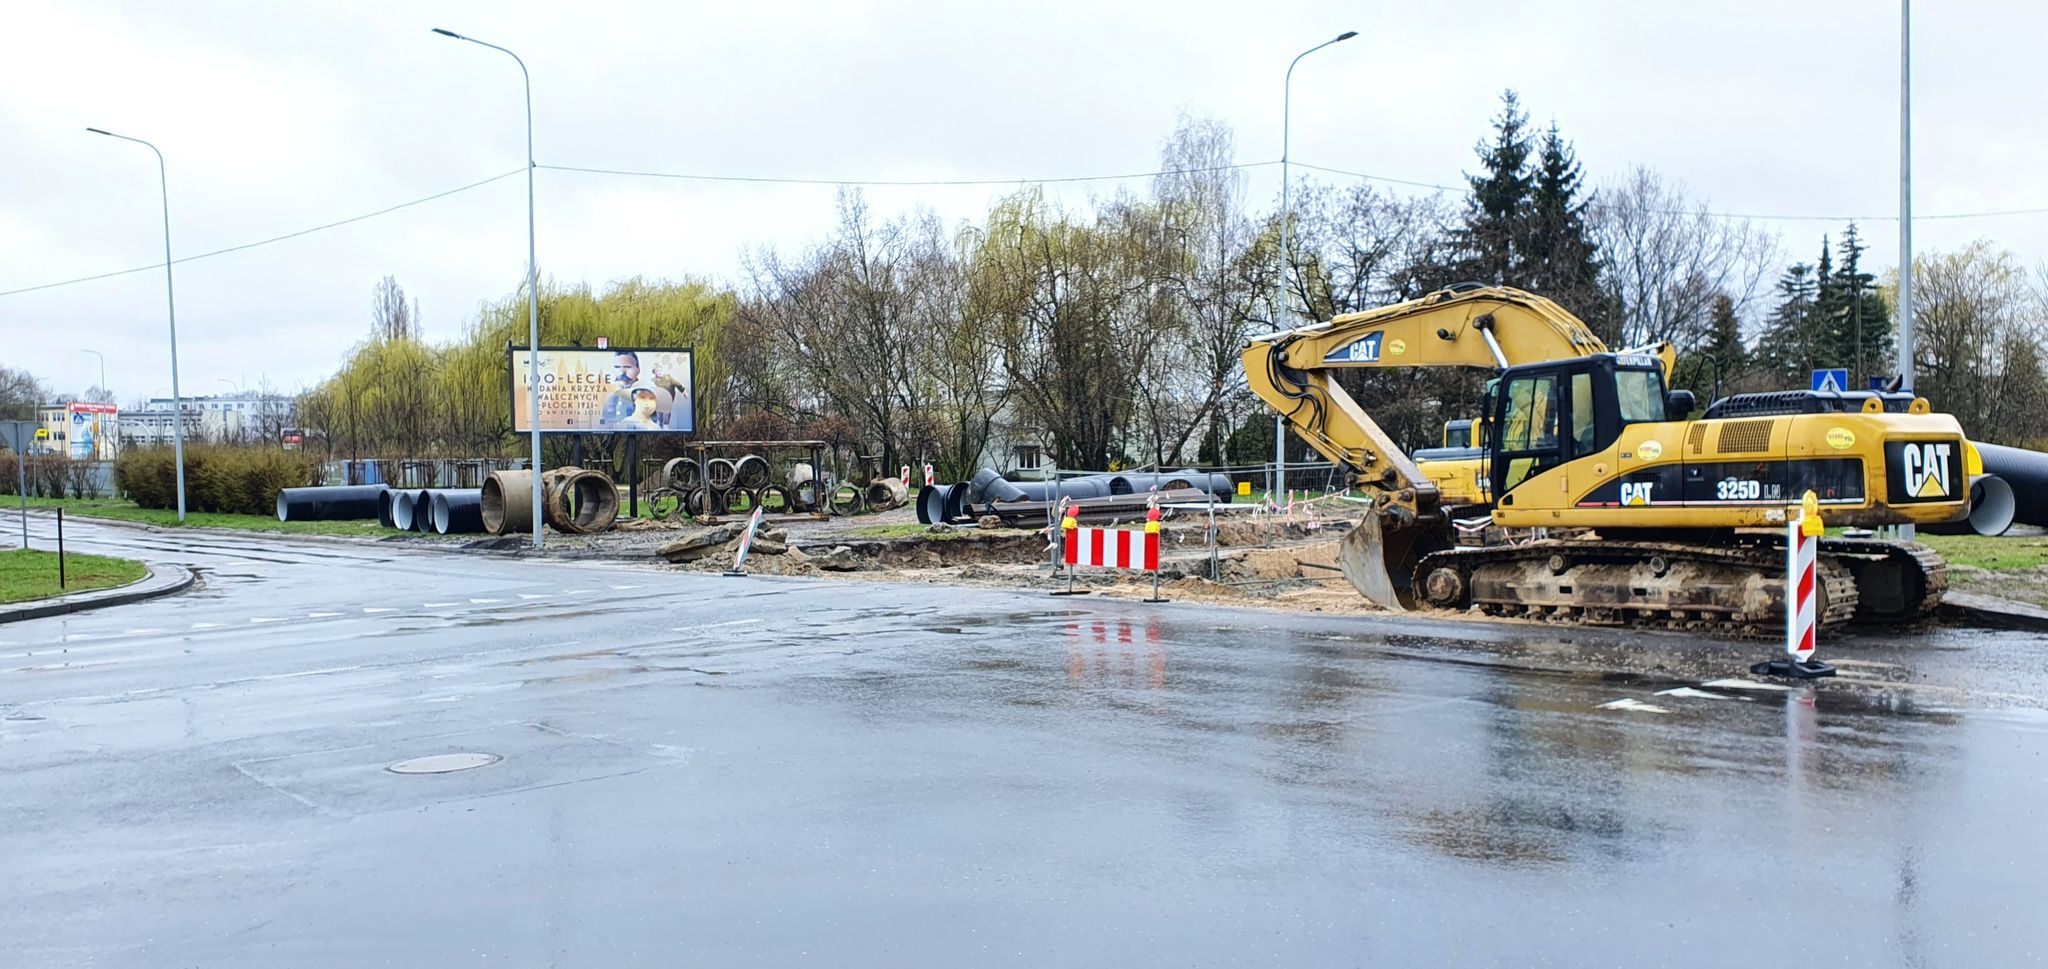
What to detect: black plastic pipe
<box><xmin>278</xmin><ymin>484</ymin><xmax>389</xmax><ymax>522</ymax></box>
<box><xmin>432</xmin><ymin>489</ymin><xmax>486</xmax><ymax>534</ymax></box>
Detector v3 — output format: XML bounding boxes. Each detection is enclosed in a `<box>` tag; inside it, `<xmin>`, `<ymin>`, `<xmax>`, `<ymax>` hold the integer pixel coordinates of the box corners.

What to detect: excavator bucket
<box><xmin>1337</xmin><ymin>508</ymin><xmax>1434</xmax><ymax>611</ymax></box>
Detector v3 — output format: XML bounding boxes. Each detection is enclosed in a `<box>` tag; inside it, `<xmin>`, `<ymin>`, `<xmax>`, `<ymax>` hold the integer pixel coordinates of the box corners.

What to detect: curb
<box><xmin>1939</xmin><ymin>591</ymin><xmax>2048</xmax><ymax>633</ymax></box>
<box><xmin>0</xmin><ymin>562</ymin><xmax>197</xmax><ymax>624</ymax></box>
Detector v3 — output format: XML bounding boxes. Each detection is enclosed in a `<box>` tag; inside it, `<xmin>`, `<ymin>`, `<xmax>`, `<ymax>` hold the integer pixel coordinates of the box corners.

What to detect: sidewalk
<box><xmin>0</xmin><ymin>561</ymin><xmax>197</xmax><ymax>624</ymax></box>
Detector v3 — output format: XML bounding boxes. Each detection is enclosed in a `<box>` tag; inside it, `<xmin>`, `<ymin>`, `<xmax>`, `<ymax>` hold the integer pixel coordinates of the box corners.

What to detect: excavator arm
<box><xmin>1242</xmin><ymin>284</ymin><xmax>1622</xmax><ymax>608</ymax></box>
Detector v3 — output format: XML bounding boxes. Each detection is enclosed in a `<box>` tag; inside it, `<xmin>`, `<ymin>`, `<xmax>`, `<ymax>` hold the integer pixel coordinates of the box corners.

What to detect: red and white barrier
<box><xmin>1754</xmin><ymin>490</ymin><xmax>1835</xmax><ymax>679</ymax></box>
<box><xmin>923</xmin><ymin>463</ymin><xmax>935</xmax><ymax>487</ymax></box>
<box><xmin>1785</xmin><ymin>499</ymin><xmax>1819</xmax><ymax>661</ymax></box>
<box><xmin>899</xmin><ymin>465</ymin><xmax>912</xmax><ymax>486</ymax></box>
<box><xmin>1065</xmin><ymin>524</ymin><xmax>1161</xmax><ymax>571</ymax></box>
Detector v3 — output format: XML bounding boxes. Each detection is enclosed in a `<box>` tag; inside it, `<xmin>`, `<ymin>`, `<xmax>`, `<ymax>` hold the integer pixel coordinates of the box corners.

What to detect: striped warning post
<box><xmin>1754</xmin><ymin>490</ymin><xmax>1835</xmax><ymax>678</ymax></box>
<box><xmin>1785</xmin><ymin>497</ymin><xmax>1819</xmax><ymax>660</ymax></box>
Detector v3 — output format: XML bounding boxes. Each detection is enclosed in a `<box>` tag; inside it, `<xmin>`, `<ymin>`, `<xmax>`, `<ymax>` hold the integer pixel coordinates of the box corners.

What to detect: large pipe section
<box><xmin>545</xmin><ymin>468</ymin><xmax>619</xmax><ymax>534</ymax></box>
<box><xmin>431</xmin><ymin>489</ymin><xmax>486</xmax><ymax>535</ymax></box>
<box><xmin>1972</xmin><ymin>442</ymin><xmax>2048</xmax><ymax>530</ymax></box>
<box><xmin>481</xmin><ymin>470</ymin><xmax>534</xmax><ymax>536</ymax></box>
<box><xmin>277</xmin><ymin>484</ymin><xmax>389</xmax><ymax>523</ymax></box>
<box><xmin>392</xmin><ymin>488</ymin><xmax>437</xmax><ymax>532</ymax></box>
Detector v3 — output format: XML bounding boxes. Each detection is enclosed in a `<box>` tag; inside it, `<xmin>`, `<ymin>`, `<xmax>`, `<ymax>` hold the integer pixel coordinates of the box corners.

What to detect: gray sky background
<box><xmin>2</xmin><ymin>0</ymin><xmax>2041</xmax><ymax>401</ymax></box>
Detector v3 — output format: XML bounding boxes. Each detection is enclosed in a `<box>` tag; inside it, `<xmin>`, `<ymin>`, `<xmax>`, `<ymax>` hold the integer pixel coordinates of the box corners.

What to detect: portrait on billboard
<box><xmin>510</xmin><ymin>347</ymin><xmax>695</xmax><ymax>434</ymax></box>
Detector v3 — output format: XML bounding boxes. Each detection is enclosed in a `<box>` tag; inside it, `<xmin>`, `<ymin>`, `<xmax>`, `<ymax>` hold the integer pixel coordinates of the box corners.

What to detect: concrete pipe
<box><xmin>735</xmin><ymin>454</ymin><xmax>771</xmax><ymax>490</ymax></box>
<box><xmin>865</xmin><ymin>477</ymin><xmax>909</xmax><ymax>510</ymax></box>
<box><xmin>829</xmin><ymin>484</ymin><xmax>865</xmax><ymax>516</ymax></box>
<box><xmin>430</xmin><ymin>489</ymin><xmax>486</xmax><ymax>535</ymax></box>
<box><xmin>706</xmin><ymin>458</ymin><xmax>738</xmax><ymax>491</ymax></box>
<box><xmin>758</xmin><ymin>484</ymin><xmax>794</xmax><ymax>514</ymax></box>
<box><xmin>277</xmin><ymin>484</ymin><xmax>389</xmax><ymax>523</ymax></box>
<box><xmin>480</xmin><ymin>470</ymin><xmax>535</xmax><ymax>536</ymax></box>
<box><xmin>663</xmin><ymin>457</ymin><xmax>702</xmax><ymax>491</ymax></box>
<box><xmin>545</xmin><ymin>468</ymin><xmax>620</xmax><ymax>534</ymax></box>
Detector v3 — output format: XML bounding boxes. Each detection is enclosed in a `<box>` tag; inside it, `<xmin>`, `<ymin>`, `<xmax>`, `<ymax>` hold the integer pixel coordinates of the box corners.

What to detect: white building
<box><xmin>121</xmin><ymin>392</ymin><xmax>294</xmax><ymax>447</ymax></box>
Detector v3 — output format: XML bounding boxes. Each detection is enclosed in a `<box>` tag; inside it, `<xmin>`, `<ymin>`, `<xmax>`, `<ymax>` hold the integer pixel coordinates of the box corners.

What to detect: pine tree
<box><xmin>1706</xmin><ymin>293</ymin><xmax>1746</xmax><ymax>377</ymax></box>
<box><xmin>1455</xmin><ymin>90</ymin><xmax>1533</xmax><ymax>285</ymax></box>
<box><xmin>1808</xmin><ymin>237</ymin><xmax>1844</xmax><ymax>372</ymax></box>
<box><xmin>1756</xmin><ymin>263</ymin><xmax>1818</xmax><ymax>382</ymax></box>
<box><xmin>1526</xmin><ymin>120</ymin><xmax>1607</xmax><ymax>336</ymax></box>
<box><xmin>1831</xmin><ymin>224</ymin><xmax>1891</xmax><ymax>386</ymax></box>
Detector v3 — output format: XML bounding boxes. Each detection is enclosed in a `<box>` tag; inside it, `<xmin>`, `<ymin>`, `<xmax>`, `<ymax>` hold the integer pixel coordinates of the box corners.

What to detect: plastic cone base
<box><xmin>1750</xmin><ymin>658</ymin><xmax>1837</xmax><ymax>679</ymax></box>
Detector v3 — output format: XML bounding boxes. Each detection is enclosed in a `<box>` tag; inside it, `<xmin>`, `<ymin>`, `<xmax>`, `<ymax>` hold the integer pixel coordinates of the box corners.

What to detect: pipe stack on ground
<box><xmin>391</xmin><ymin>489</ymin><xmax>438</xmax><ymax>532</ymax></box>
<box><xmin>277</xmin><ymin>484</ymin><xmax>389</xmax><ymax>523</ymax></box>
<box><xmin>431</xmin><ymin>489</ymin><xmax>486</xmax><ymax>535</ymax></box>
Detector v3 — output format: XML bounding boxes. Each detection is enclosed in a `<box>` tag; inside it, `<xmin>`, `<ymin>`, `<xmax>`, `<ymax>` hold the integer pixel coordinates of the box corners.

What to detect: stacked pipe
<box><xmin>277</xmin><ymin>484</ymin><xmax>389</xmax><ymax>523</ymax></box>
<box><xmin>917</xmin><ymin>468</ymin><xmax>1235</xmax><ymax>525</ymax></box>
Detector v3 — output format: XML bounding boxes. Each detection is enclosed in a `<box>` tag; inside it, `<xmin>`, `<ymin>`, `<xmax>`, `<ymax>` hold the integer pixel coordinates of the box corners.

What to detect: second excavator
<box><xmin>1243</xmin><ymin>284</ymin><xmax>1983</xmax><ymax>636</ymax></box>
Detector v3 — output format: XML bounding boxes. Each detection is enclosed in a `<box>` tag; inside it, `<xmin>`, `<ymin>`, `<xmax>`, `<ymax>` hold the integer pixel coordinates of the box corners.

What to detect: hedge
<box><xmin>114</xmin><ymin>446</ymin><xmax>322</xmax><ymax>516</ymax></box>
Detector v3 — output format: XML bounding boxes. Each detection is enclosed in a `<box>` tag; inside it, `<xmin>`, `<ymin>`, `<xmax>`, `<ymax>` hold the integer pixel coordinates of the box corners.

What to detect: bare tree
<box><xmin>1590</xmin><ymin>166</ymin><xmax>1778</xmax><ymax>352</ymax></box>
<box><xmin>372</xmin><ymin>275</ymin><xmax>421</xmax><ymax>342</ymax></box>
<box><xmin>0</xmin><ymin>366</ymin><xmax>48</xmax><ymax>421</ymax></box>
<box><xmin>1906</xmin><ymin>242</ymin><xmax>2048</xmax><ymax>445</ymax></box>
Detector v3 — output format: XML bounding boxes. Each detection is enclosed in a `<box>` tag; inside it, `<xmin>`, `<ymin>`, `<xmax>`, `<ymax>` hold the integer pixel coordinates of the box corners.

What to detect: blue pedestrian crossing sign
<box><xmin>1811</xmin><ymin>369</ymin><xmax>1850</xmax><ymax>393</ymax></box>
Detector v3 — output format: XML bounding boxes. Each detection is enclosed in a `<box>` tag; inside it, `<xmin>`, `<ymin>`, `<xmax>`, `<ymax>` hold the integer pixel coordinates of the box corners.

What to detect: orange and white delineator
<box><xmin>1753</xmin><ymin>490</ymin><xmax>1836</xmax><ymax>679</ymax></box>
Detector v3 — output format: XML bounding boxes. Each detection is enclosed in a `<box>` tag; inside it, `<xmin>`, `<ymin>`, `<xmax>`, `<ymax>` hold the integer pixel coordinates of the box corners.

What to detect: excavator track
<box><xmin>1406</xmin><ymin>539</ymin><xmax>1938</xmax><ymax>638</ymax></box>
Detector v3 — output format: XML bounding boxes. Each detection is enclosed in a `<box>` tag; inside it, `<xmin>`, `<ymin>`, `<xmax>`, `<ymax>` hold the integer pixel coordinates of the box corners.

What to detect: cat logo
<box><xmin>1322</xmin><ymin>332</ymin><xmax>1383</xmax><ymax>365</ymax></box>
<box><xmin>1620</xmin><ymin>481</ymin><xmax>1656</xmax><ymax>506</ymax></box>
<box><xmin>1902</xmin><ymin>442</ymin><xmax>1953</xmax><ymax>498</ymax></box>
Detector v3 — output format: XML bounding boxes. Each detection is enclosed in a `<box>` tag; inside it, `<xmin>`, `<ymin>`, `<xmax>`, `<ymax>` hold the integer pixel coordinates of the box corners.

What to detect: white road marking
<box><xmin>190</xmin><ymin>622</ymin><xmax>221</xmax><ymax>630</ymax></box>
<box><xmin>307</xmin><ymin>612</ymin><xmax>343</xmax><ymax>619</ymax></box>
<box><xmin>122</xmin><ymin>628</ymin><xmax>164</xmax><ymax>636</ymax></box>
<box><xmin>363</xmin><ymin>607</ymin><xmax>396</xmax><ymax>614</ymax></box>
<box><xmin>1656</xmin><ymin>687</ymin><xmax>1747</xmax><ymax>701</ymax></box>
<box><xmin>468</xmin><ymin>598</ymin><xmax>503</xmax><ymax>604</ymax></box>
<box><xmin>609</xmin><ymin>585</ymin><xmax>640</xmax><ymax>591</ymax></box>
<box><xmin>423</xmin><ymin>602</ymin><xmax>459</xmax><ymax>608</ymax></box>
<box><xmin>518</xmin><ymin>593</ymin><xmax>552</xmax><ymax>600</ymax></box>
<box><xmin>564</xmin><ymin>589</ymin><xmax>596</xmax><ymax>594</ymax></box>
<box><xmin>1597</xmin><ymin>698</ymin><xmax>1671</xmax><ymax>714</ymax></box>
<box><xmin>1700</xmin><ymin>678</ymin><xmax>1793</xmax><ymax>693</ymax></box>
<box><xmin>64</xmin><ymin>633</ymin><xmax>93</xmax><ymax>641</ymax></box>
<box><xmin>249</xmin><ymin>617</ymin><xmax>286</xmax><ymax>624</ymax></box>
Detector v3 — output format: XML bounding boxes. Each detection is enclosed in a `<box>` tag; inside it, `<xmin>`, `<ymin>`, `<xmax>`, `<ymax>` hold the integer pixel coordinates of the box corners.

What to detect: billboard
<box><xmin>509</xmin><ymin>346</ymin><xmax>695</xmax><ymax>434</ymax></box>
<box><xmin>68</xmin><ymin>402</ymin><xmax>117</xmax><ymax>460</ymax></box>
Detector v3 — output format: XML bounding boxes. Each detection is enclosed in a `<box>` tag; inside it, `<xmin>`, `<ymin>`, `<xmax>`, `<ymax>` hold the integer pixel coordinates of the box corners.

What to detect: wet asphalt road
<box><xmin>6</xmin><ymin>516</ymin><xmax>2048</xmax><ymax>967</ymax></box>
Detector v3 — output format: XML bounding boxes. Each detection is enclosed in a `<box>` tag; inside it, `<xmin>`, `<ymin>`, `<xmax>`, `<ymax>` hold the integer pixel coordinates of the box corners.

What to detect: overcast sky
<box><xmin>2</xmin><ymin>0</ymin><xmax>2041</xmax><ymax>402</ymax></box>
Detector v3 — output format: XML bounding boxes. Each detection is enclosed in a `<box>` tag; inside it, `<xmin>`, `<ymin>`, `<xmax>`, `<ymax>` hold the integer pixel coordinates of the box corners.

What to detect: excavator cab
<box><xmin>1487</xmin><ymin>353</ymin><xmax>1682</xmax><ymax>501</ymax></box>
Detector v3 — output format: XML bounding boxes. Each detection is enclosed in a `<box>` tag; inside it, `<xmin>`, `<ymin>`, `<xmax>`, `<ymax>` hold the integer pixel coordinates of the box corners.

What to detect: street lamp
<box><xmin>434</xmin><ymin>26</ymin><xmax>544</xmax><ymax>549</ymax></box>
<box><xmin>81</xmin><ymin>349</ymin><xmax>105</xmax><ymax>395</ymax></box>
<box><xmin>86</xmin><ymin>127</ymin><xmax>186</xmax><ymax>522</ymax></box>
<box><xmin>1273</xmin><ymin>30</ymin><xmax>1358</xmax><ymax>500</ymax></box>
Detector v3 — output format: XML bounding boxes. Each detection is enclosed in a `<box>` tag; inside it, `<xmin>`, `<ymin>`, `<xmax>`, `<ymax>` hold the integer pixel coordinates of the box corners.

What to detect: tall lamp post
<box><xmin>82</xmin><ymin>349</ymin><xmax>105</xmax><ymax>395</ymax></box>
<box><xmin>1896</xmin><ymin>0</ymin><xmax>1915</xmax><ymax>541</ymax></box>
<box><xmin>1275</xmin><ymin>31</ymin><xmax>1358</xmax><ymax>500</ymax></box>
<box><xmin>85</xmin><ymin>127</ymin><xmax>186</xmax><ymax>522</ymax></box>
<box><xmin>435</xmin><ymin>27</ymin><xmax>544</xmax><ymax>549</ymax></box>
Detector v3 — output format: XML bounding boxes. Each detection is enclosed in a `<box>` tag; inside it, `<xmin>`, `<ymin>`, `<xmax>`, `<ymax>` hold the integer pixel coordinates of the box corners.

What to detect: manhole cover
<box><xmin>387</xmin><ymin>752</ymin><xmax>501</xmax><ymax>775</ymax></box>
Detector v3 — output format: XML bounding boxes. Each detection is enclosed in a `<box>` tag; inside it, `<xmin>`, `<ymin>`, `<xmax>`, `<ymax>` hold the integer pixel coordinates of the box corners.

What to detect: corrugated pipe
<box><xmin>431</xmin><ymin>489</ymin><xmax>486</xmax><ymax>535</ymax></box>
<box><xmin>277</xmin><ymin>484</ymin><xmax>389</xmax><ymax>523</ymax></box>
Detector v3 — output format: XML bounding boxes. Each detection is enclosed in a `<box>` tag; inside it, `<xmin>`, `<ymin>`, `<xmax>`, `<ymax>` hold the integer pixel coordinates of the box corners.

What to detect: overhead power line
<box><xmin>5</xmin><ymin>157</ymin><xmax>2045</xmax><ymax>301</ymax></box>
<box><xmin>1293</xmin><ymin>161</ymin><xmax>2048</xmax><ymax>224</ymax></box>
<box><xmin>537</xmin><ymin>160</ymin><xmax>1279</xmax><ymax>187</ymax></box>
<box><xmin>0</xmin><ymin>168</ymin><xmax>525</xmax><ymax>298</ymax></box>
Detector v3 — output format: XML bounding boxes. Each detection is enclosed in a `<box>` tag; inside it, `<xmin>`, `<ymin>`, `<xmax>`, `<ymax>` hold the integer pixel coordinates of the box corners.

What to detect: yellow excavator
<box><xmin>1244</xmin><ymin>283</ymin><xmax>1980</xmax><ymax>634</ymax></box>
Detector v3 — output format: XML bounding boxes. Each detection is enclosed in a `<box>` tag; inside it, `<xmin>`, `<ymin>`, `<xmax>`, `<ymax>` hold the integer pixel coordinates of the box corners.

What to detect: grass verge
<box><xmin>0</xmin><ymin>548</ymin><xmax>147</xmax><ymax>605</ymax></box>
<box><xmin>6</xmin><ymin>496</ymin><xmax>445</xmax><ymax>539</ymax></box>
<box><xmin>1917</xmin><ymin>533</ymin><xmax>2048</xmax><ymax>572</ymax></box>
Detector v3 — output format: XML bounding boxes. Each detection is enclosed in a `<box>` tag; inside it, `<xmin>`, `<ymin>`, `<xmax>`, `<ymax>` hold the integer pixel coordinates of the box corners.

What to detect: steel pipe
<box><xmin>277</xmin><ymin>484</ymin><xmax>389</xmax><ymax>522</ymax></box>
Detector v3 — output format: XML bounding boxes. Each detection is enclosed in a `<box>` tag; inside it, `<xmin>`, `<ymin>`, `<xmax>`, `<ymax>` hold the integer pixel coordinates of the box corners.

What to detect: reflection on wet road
<box><xmin>5</xmin><ymin>517</ymin><xmax>2048</xmax><ymax>966</ymax></box>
